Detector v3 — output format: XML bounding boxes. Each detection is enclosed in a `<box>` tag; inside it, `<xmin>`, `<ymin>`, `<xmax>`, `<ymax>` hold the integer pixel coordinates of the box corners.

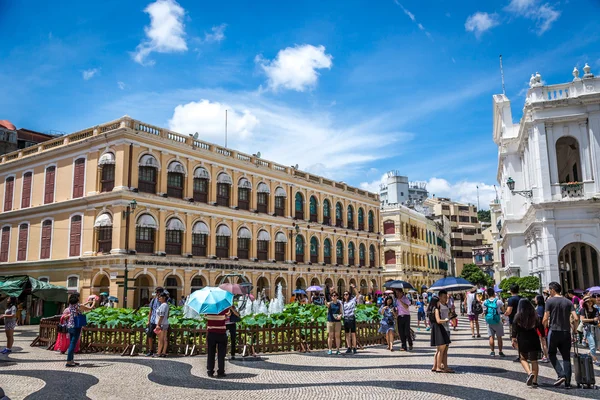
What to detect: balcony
<box><xmin>560</xmin><ymin>182</ymin><xmax>584</xmax><ymax>199</ymax></box>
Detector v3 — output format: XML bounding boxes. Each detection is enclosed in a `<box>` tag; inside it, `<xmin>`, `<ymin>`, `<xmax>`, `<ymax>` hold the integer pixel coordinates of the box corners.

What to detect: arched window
<box><xmin>238</xmin><ymin>178</ymin><xmax>251</xmax><ymax>210</ymax></box>
<box><xmin>21</xmin><ymin>172</ymin><xmax>32</xmax><ymax>208</ymax></box>
<box><xmin>257</xmin><ymin>229</ymin><xmax>271</xmax><ymax>260</ymax></box>
<box><xmin>216</xmin><ymin>173</ymin><xmax>232</xmax><ymax>206</ymax></box>
<box><xmin>336</xmin><ymin>240</ymin><xmax>344</xmax><ymax>265</ymax></box>
<box><xmin>348</xmin><ymin>242</ymin><xmax>355</xmax><ymax>265</ymax></box>
<box><xmin>165</xmin><ymin>218</ymin><xmax>185</xmax><ymax>255</ymax></box>
<box><xmin>0</xmin><ymin>226</ymin><xmax>10</xmax><ymax>262</ymax></box>
<box><xmin>347</xmin><ymin>205</ymin><xmax>354</xmax><ymax>229</ymax></box>
<box><xmin>69</xmin><ymin>216</ymin><xmax>82</xmax><ymax>257</ymax></box>
<box><xmin>324</xmin><ymin>238</ymin><xmax>332</xmax><ymax>264</ymax></box>
<box><xmin>295</xmin><ymin>193</ymin><xmax>304</xmax><ymax>220</ymax></box>
<box><xmin>310</xmin><ymin>236</ymin><xmax>319</xmax><ymax>263</ymax></box>
<box><xmin>358</xmin><ymin>208</ymin><xmax>365</xmax><ymax>231</ymax></box>
<box><xmin>323</xmin><ymin>199</ymin><xmax>331</xmax><ymax>225</ymax></box>
<box><xmin>274</xmin><ymin>187</ymin><xmax>286</xmax><ymax>216</ymax></box>
<box><xmin>216</xmin><ymin>224</ymin><xmax>231</xmax><ymax>258</ymax></box>
<box><xmin>309</xmin><ymin>196</ymin><xmax>318</xmax><ymax>222</ymax></box>
<box><xmin>72</xmin><ymin>158</ymin><xmax>86</xmax><ymax>199</ymax></box>
<box><xmin>275</xmin><ymin>232</ymin><xmax>287</xmax><ymax>262</ymax></box>
<box><xmin>99</xmin><ymin>152</ymin><xmax>116</xmax><ymax>192</ymax></box>
<box><xmin>368</xmin><ymin>210</ymin><xmax>374</xmax><ymax>233</ymax></box>
<box><xmin>193</xmin><ymin>167</ymin><xmax>210</xmax><ymax>203</ymax></box>
<box><xmin>94</xmin><ymin>213</ymin><xmax>113</xmax><ymax>254</ymax></box>
<box><xmin>385</xmin><ymin>250</ymin><xmax>395</xmax><ymax>265</ymax></box>
<box><xmin>67</xmin><ymin>276</ymin><xmax>79</xmax><ymax>292</ymax></box>
<box><xmin>295</xmin><ymin>235</ymin><xmax>305</xmax><ymax>263</ymax></box>
<box><xmin>369</xmin><ymin>245</ymin><xmax>376</xmax><ymax>267</ymax></box>
<box><xmin>359</xmin><ymin>243</ymin><xmax>366</xmax><ymax>266</ymax></box>
<box><xmin>136</xmin><ymin>214</ymin><xmax>157</xmax><ymax>254</ymax></box>
<box><xmin>556</xmin><ymin>136</ymin><xmax>582</xmax><ymax>184</ymax></box>
<box><xmin>257</xmin><ymin>183</ymin><xmax>270</xmax><ymax>214</ymax></box>
<box><xmin>192</xmin><ymin>221</ymin><xmax>209</xmax><ymax>256</ymax></box>
<box><xmin>335</xmin><ymin>202</ymin><xmax>343</xmax><ymax>227</ymax></box>
<box><xmin>3</xmin><ymin>176</ymin><xmax>14</xmax><ymax>211</ymax></box>
<box><xmin>44</xmin><ymin>166</ymin><xmax>56</xmax><ymax>204</ymax></box>
<box><xmin>237</xmin><ymin>227</ymin><xmax>251</xmax><ymax>259</ymax></box>
<box><xmin>383</xmin><ymin>220</ymin><xmax>395</xmax><ymax>235</ymax></box>
<box><xmin>138</xmin><ymin>155</ymin><xmax>158</xmax><ymax>194</ymax></box>
<box><xmin>191</xmin><ymin>276</ymin><xmax>205</xmax><ymax>293</ymax></box>
<box><xmin>40</xmin><ymin>219</ymin><xmax>52</xmax><ymax>260</ymax></box>
<box><xmin>167</xmin><ymin>161</ymin><xmax>185</xmax><ymax>198</ymax></box>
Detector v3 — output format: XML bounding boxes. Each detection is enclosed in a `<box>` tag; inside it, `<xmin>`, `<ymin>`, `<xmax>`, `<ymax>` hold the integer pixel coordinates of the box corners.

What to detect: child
<box><xmin>415</xmin><ymin>298</ymin><xmax>429</xmax><ymax>331</ymax></box>
<box><xmin>511</xmin><ymin>299</ymin><xmax>544</xmax><ymax>388</ymax></box>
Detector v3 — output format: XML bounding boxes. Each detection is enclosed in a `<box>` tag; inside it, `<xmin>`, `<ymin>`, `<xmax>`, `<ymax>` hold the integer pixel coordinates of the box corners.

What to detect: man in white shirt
<box><xmin>465</xmin><ymin>288</ymin><xmax>480</xmax><ymax>338</ymax></box>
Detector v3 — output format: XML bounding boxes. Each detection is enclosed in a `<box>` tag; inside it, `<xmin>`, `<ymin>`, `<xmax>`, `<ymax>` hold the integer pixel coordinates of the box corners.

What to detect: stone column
<box><xmin>231</xmin><ymin>220</ymin><xmax>238</xmax><ymax>259</ymax></box>
<box><xmin>185</xmin><ymin>158</ymin><xmax>194</xmax><ymax>199</ymax></box>
<box><xmin>157</xmin><ymin>209</ymin><xmax>167</xmax><ymax>253</ymax></box>
<box><xmin>184</xmin><ymin>213</ymin><xmax>192</xmax><ymax>255</ymax></box>
<box><xmin>158</xmin><ymin>152</ymin><xmax>169</xmax><ymax>195</ymax></box>
<box><xmin>587</xmin><ymin>112</ymin><xmax>600</xmax><ymax>193</ymax></box>
<box><xmin>110</xmin><ymin>206</ymin><xmax>126</xmax><ymax>255</ymax></box>
<box><xmin>209</xmin><ymin>165</ymin><xmax>218</xmax><ymax>204</ymax></box>
<box><xmin>576</xmin><ymin>244</ymin><xmax>585</xmax><ymax>289</ymax></box>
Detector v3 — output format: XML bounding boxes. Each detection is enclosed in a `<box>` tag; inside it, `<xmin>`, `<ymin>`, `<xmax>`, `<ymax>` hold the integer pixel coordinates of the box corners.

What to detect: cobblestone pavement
<box><xmin>1</xmin><ymin>313</ymin><xmax>599</xmax><ymax>400</ymax></box>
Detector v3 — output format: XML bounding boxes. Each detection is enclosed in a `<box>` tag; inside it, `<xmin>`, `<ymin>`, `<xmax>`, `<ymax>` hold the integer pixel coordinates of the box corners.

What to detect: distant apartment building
<box><xmin>424</xmin><ymin>197</ymin><xmax>483</xmax><ymax>276</ymax></box>
<box><xmin>472</xmin><ymin>244</ymin><xmax>494</xmax><ymax>277</ymax></box>
<box><xmin>380</xmin><ymin>171</ymin><xmax>428</xmax><ymax>206</ymax></box>
<box><xmin>0</xmin><ymin>119</ymin><xmax>54</xmax><ymax>156</ymax></box>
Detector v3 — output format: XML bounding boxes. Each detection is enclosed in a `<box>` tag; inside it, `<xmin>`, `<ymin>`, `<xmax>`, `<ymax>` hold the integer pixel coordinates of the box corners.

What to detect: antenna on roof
<box><xmin>499</xmin><ymin>55</ymin><xmax>506</xmax><ymax>95</ymax></box>
<box><xmin>225</xmin><ymin>110</ymin><xmax>228</xmax><ymax>148</ymax></box>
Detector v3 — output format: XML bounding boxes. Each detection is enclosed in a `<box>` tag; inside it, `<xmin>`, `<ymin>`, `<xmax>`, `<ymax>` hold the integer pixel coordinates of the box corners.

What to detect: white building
<box><xmin>494</xmin><ymin>64</ymin><xmax>600</xmax><ymax>290</ymax></box>
<box><xmin>380</xmin><ymin>171</ymin><xmax>428</xmax><ymax>206</ymax></box>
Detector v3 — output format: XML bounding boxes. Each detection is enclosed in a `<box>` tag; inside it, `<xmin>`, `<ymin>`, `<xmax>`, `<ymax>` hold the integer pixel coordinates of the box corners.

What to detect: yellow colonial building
<box><xmin>380</xmin><ymin>204</ymin><xmax>449</xmax><ymax>288</ymax></box>
<box><xmin>0</xmin><ymin>116</ymin><xmax>382</xmax><ymax>306</ymax></box>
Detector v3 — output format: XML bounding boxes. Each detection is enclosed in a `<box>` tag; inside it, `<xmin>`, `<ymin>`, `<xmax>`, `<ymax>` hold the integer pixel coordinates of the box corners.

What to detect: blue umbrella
<box><xmin>187</xmin><ymin>287</ymin><xmax>233</xmax><ymax>314</ymax></box>
<box><xmin>493</xmin><ymin>285</ymin><xmax>503</xmax><ymax>293</ymax></box>
<box><xmin>428</xmin><ymin>277</ymin><xmax>475</xmax><ymax>292</ymax></box>
<box><xmin>108</xmin><ymin>296</ymin><xmax>118</xmax><ymax>302</ymax></box>
<box><xmin>293</xmin><ymin>289</ymin><xmax>306</xmax><ymax>295</ymax></box>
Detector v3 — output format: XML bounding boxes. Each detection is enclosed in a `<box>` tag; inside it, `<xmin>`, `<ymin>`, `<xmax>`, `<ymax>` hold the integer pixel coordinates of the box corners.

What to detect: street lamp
<box><xmin>506</xmin><ymin>177</ymin><xmax>533</xmax><ymax>198</ymax></box>
<box><xmin>122</xmin><ymin>199</ymin><xmax>137</xmax><ymax>219</ymax></box>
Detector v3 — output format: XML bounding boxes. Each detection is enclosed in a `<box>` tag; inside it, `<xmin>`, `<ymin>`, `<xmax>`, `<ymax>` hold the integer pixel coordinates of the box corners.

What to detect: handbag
<box><xmin>153</xmin><ymin>326</ymin><xmax>162</xmax><ymax>335</ymax></box>
<box><xmin>73</xmin><ymin>313</ymin><xmax>87</xmax><ymax>329</ymax></box>
<box><xmin>57</xmin><ymin>324</ymin><xmax>68</xmax><ymax>333</ymax></box>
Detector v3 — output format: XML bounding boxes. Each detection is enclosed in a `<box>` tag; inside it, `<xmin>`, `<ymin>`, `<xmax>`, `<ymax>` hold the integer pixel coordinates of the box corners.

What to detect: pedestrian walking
<box><xmin>395</xmin><ymin>289</ymin><xmax>413</xmax><ymax>351</ymax></box>
<box><xmin>465</xmin><ymin>288</ymin><xmax>481</xmax><ymax>338</ymax></box>
<box><xmin>512</xmin><ymin>299</ymin><xmax>545</xmax><ymax>388</ymax></box>
<box><xmin>542</xmin><ymin>281</ymin><xmax>579</xmax><ymax>388</ymax></box>
<box><xmin>326</xmin><ymin>292</ymin><xmax>343</xmax><ymax>355</ymax></box>
<box><xmin>342</xmin><ymin>284</ymin><xmax>358</xmax><ymax>354</ymax></box>
<box><xmin>483</xmin><ymin>288</ymin><xmax>506</xmax><ymax>357</ymax></box>
<box><xmin>534</xmin><ymin>295</ymin><xmax>549</xmax><ymax>362</ymax></box>
<box><xmin>64</xmin><ymin>293</ymin><xmax>92</xmax><ymax>367</ymax></box>
<box><xmin>0</xmin><ymin>297</ymin><xmax>18</xmax><ymax>354</ymax></box>
<box><xmin>428</xmin><ymin>296</ymin><xmax>452</xmax><ymax>373</ymax></box>
<box><xmin>226</xmin><ymin>305</ymin><xmax>240</xmax><ymax>360</ymax></box>
<box><xmin>154</xmin><ymin>293</ymin><xmax>170</xmax><ymax>357</ymax></box>
<box><xmin>178</xmin><ymin>296</ymin><xmax>186</xmax><ymax>306</ymax></box>
<box><xmin>145</xmin><ymin>287</ymin><xmax>164</xmax><ymax>357</ymax></box>
<box><xmin>505</xmin><ymin>284</ymin><xmax>522</xmax><ymax>361</ymax></box>
<box><xmin>415</xmin><ymin>297</ymin><xmax>429</xmax><ymax>331</ymax></box>
<box><xmin>379</xmin><ymin>296</ymin><xmax>397</xmax><ymax>351</ymax></box>
<box><xmin>206</xmin><ymin>307</ymin><xmax>230</xmax><ymax>377</ymax></box>
<box><xmin>580</xmin><ymin>295</ymin><xmax>599</xmax><ymax>366</ymax></box>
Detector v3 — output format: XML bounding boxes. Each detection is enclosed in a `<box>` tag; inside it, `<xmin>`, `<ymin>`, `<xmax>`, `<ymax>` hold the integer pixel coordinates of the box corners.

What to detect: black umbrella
<box><xmin>383</xmin><ymin>280</ymin><xmax>415</xmax><ymax>290</ymax></box>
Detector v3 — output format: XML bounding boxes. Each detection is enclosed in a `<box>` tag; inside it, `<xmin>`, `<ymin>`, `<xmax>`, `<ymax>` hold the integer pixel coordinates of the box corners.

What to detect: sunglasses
<box><xmin>332</xmin><ymin>294</ymin><xmax>338</xmax><ymax>297</ymax></box>
<box><xmin>344</xmin><ymin>293</ymin><xmax>350</xmax><ymax>296</ymax></box>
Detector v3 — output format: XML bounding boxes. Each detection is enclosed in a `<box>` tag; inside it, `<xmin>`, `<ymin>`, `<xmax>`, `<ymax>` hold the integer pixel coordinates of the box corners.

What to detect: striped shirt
<box><xmin>206</xmin><ymin>309</ymin><xmax>229</xmax><ymax>331</ymax></box>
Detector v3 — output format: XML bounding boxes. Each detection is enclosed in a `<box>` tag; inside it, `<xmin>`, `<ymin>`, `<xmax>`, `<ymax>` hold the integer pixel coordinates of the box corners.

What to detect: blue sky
<box><xmin>1</xmin><ymin>0</ymin><xmax>599</xmax><ymax>208</ymax></box>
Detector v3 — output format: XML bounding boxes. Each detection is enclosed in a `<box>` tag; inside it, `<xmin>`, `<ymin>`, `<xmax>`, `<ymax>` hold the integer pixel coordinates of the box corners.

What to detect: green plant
<box><xmin>460</xmin><ymin>263</ymin><xmax>494</xmax><ymax>287</ymax></box>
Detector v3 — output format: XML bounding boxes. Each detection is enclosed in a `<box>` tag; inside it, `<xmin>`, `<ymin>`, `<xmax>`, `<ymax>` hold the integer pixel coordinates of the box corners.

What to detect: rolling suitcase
<box><xmin>573</xmin><ymin>341</ymin><xmax>596</xmax><ymax>389</ymax></box>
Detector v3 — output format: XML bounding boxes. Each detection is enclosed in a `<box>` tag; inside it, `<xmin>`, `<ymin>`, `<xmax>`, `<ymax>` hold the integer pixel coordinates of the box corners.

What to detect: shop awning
<box><xmin>0</xmin><ymin>275</ymin><xmax>68</xmax><ymax>302</ymax></box>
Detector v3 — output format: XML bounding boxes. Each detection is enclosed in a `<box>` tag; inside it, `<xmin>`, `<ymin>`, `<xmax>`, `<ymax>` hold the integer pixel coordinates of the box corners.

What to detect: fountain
<box><xmin>267</xmin><ymin>283</ymin><xmax>284</xmax><ymax>315</ymax></box>
<box><xmin>239</xmin><ymin>283</ymin><xmax>285</xmax><ymax>317</ymax></box>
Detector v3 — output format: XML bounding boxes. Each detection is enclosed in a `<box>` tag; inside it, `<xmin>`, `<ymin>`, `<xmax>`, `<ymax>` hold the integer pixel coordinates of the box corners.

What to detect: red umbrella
<box><xmin>219</xmin><ymin>283</ymin><xmax>245</xmax><ymax>295</ymax></box>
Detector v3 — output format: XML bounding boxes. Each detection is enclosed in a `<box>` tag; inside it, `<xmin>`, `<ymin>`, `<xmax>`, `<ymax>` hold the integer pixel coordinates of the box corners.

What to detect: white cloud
<box><xmin>168</xmin><ymin>99</ymin><xmax>259</xmax><ymax>142</ymax></box>
<box><xmin>149</xmin><ymin>90</ymin><xmax>408</xmax><ymax>180</ymax></box>
<box><xmin>427</xmin><ymin>178</ymin><xmax>497</xmax><ymax>209</ymax></box>
<box><xmin>359</xmin><ymin>174</ymin><xmax>387</xmax><ymax>194</ymax></box>
<box><xmin>82</xmin><ymin>68</ymin><xmax>99</xmax><ymax>80</ymax></box>
<box><xmin>132</xmin><ymin>0</ymin><xmax>187</xmax><ymax>66</ymax></box>
<box><xmin>204</xmin><ymin>23</ymin><xmax>226</xmax><ymax>43</ymax></box>
<box><xmin>117</xmin><ymin>81</ymin><xmax>126</xmax><ymax>90</ymax></box>
<box><xmin>465</xmin><ymin>12</ymin><xmax>500</xmax><ymax>37</ymax></box>
<box><xmin>505</xmin><ymin>0</ymin><xmax>560</xmax><ymax>35</ymax></box>
<box><xmin>256</xmin><ymin>44</ymin><xmax>333</xmax><ymax>92</ymax></box>
<box><xmin>394</xmin><ymin>1</ymin><xmax>432</xmax><ymax>40</ymax></box>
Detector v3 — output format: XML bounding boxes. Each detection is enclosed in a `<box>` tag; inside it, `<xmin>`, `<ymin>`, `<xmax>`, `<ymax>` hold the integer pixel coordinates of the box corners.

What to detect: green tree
<box><xmin>460</xmin><ymin>263</ymin><xmax>494</xmax><ymax>287</ymax></box>
<box><xmin>499</xmin><ymin>276</ymin><xmax>520</xmax><ymax>293</ymax></box>
<box><xmin>477</xmin><ymin>210</ymin><xmax>491</xmax><ymax>223</ymax></box>
<box><xmin>498</xmin><ymin>276</ymin><xmax>540</xmax><ymax>300</ymax></box>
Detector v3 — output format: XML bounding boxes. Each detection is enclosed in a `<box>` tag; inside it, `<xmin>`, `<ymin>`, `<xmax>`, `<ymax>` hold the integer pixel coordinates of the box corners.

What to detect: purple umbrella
<box><xmin>587</xmin><ymin>286</ymin><xmax>600</xmax><ymax>295</ymax></box>
<box><xmin>306</xmin><ymin>286</ymin><xmax>323</xmax><ymax>292</ymax></box>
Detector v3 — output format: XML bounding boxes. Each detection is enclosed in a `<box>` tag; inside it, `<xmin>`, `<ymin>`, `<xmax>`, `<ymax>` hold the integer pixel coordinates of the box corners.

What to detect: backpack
<box><xmin>472</xmin><ymin>297</ymin><xmax>483</xmax><ymax>315</ymax></box>
<box><xmin>484</xmin><ymin>298</ymin><xmax>500</xmax><ymax>324</ymax></box>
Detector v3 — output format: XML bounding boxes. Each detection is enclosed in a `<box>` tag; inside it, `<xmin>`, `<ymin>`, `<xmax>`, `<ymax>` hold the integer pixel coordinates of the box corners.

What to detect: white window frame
<box><xmin>0</xmin><ymin>224</ymin><xmax>11</xmax><ymax>263</ymax></box>
<box><xmin>16</xmin><ymin>221</ymin><xmax>30</xmax><ymax>262</ymax></box>
<box><xmin>66</xmin><ymin>274</ymin><xmax>80</xmax><ymax>292</ymax></box>
<box><xmin>38</xmin><ymin>276</ymin><xmax>50</xmax><ymax>283</ymax></box>
<box><xmin>21</xmin><ymin>170</ymin><xmax>34</xmax><ymax>208</ymax></box>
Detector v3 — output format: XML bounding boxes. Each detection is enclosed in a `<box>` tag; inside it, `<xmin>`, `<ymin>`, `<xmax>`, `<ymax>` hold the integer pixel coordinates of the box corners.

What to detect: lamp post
<box><xmin>506</xmin><ymin>177</ymin><xmax>533</xmax><ymax>198</ymax></box>
<box><xmin>121</xmin><ymin>199</ymin><xmax>137</xmax><ymax>308</ymax></box>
